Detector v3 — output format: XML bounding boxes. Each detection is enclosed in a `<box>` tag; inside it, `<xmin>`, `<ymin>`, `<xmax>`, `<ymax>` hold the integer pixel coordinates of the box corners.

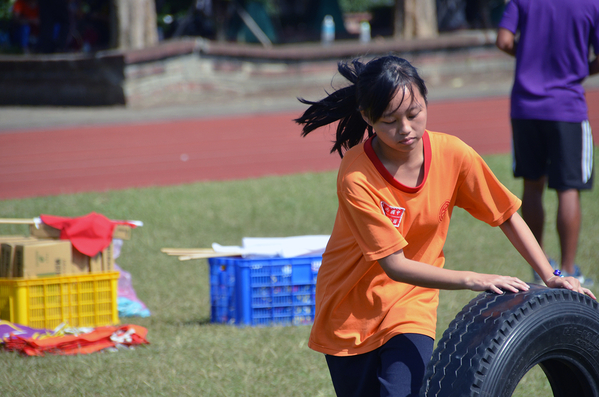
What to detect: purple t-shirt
<box><xmin>499</xmin><ymin>0</ymin><xmax>599</xmax><ymax>122</ymax></box>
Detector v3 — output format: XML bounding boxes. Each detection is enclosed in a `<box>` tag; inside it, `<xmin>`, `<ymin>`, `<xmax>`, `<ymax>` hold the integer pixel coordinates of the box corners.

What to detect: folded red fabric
<box><xmin>40</xmin><ymin>212</ymin><xmax>136</xmax><ymax>256</ymax></box>
<box><xmin>4</xmin><ymin>324</ymin><xmax>149</xmax><ymax>356</ymax></box>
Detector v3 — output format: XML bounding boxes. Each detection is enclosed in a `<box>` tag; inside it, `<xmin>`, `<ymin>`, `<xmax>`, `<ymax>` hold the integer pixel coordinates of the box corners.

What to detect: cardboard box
<box><xmin>71</xmin><ymin>248</ymin><xmax>93</xmax><ymax>274</ymax></box>
<box><xmin>71</xmin><ymin>243</ymin><xmax>114</xmax><ymax>274</ymax></box>
<box><xmin>113</xmin><ymin>224</ymin><xmax>132</xmax><ymax>240</ymax></box>
<box><xmin>29</xmin><ymin>224</ymin><xmax>61</xmax><ymax>239</ymax></box>
<box><xmin>90</xmin><ymin>251</ymin><xmax>103</xmax><ymax>273</ymax></box>
<box><xmin>12</xmin><ymin>240</ymin><xmax>72</xmax><ymax>278</ymax></box>
<box><xmin>0</xmin><ymin>237</ymin><xmax>40</xmax><ymax>278</ymax></box>
<box><xmin>2</xmin><ymin>242</ymin><xmax>25</xmax><ymax>278</ymax></box>
<box><xmin>0</xmin><ymin>245</ymin><xmax>9</xmax><ymax>278</ymax></box>
<box><xmin>102</xmin><ymin>242</ymin><xmax>114</xmax><ymax>271</ymax></box>
<box><xmin>0</xmin><ymin>235</ymin><xmax>36</xmax><ymax>242</ymax></box>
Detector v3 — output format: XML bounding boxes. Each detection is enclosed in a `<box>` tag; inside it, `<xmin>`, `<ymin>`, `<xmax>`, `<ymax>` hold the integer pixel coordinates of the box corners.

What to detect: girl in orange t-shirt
<box><xmin>295</xmin><ymin>55</ymin><xmax>595</xmax><ymax>397</ymax></box>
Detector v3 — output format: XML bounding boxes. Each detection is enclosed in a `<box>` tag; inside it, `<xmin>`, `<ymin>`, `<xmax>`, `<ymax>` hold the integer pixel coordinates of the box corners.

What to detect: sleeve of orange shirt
<box><xmin>454</xmin><ymin>148</ymin><xmax>521</xmax><ymax>226</ymax></box>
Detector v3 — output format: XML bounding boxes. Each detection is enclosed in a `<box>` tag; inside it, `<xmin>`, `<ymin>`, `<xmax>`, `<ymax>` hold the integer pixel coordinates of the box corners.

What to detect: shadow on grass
<box><xmin>181</xmin><ymin>317</ymin><xmax>212</xmax><ymax>326</ymax></box>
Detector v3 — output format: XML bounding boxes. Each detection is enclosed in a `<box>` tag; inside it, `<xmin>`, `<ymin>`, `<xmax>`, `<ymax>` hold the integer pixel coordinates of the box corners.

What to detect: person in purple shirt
<box><xmin>496</xmin><ymin>0</ymin><xmax>599</xmax><ymax>287</ymax></box>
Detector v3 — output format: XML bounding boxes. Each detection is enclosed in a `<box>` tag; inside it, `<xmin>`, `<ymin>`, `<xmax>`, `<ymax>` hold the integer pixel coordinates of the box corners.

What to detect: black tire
<box><xmin>420</xmin><ymin>284</ymin><xmax>599</xmax><ymax>397</ymax></box>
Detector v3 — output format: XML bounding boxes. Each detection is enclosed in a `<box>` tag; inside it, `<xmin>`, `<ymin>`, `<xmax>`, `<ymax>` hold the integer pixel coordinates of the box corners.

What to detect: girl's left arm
<box><xmin>499</xmin><ymin>213</ymin><xmax>596</xmax><ymax>299</ymax></box>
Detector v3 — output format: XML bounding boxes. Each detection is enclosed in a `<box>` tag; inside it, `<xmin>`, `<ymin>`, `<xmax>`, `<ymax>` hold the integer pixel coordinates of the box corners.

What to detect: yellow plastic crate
<box><xmin>0</xmin><ymin>272</ymin><xmax>119</xmax><ymax>329</ymax></box>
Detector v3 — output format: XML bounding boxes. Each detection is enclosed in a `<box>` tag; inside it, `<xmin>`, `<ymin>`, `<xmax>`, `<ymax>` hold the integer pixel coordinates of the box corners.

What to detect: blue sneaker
<box><xmin>563</xmin><ymin>265</ymin><xmax>594</xmax><ymax>288</ymax></box>
<box><xmin>533</xmin><ymin>258</ymin><xmax>558</xmax><ymax>283</ymax></box>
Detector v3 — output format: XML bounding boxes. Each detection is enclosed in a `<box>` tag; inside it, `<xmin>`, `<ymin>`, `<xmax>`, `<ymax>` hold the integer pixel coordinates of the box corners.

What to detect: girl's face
<box><xmin>362</xmin><ymin>84</ymin><xmax>428</xmax><ymax>156</ymax></box>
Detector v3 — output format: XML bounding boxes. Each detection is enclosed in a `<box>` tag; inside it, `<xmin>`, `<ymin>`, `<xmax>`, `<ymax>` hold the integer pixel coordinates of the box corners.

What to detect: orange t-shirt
<box><xmin>308</xmin><ymin>131</ymin><xmax>521</xmax><ymax>356</ymax></box>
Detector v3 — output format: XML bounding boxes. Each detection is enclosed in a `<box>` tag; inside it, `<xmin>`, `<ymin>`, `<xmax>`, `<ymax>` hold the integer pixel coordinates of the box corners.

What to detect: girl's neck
<box><xmin>373</xmin><ymin>137</ymin><xmax>425</xmax><ymax>188</ymax></box>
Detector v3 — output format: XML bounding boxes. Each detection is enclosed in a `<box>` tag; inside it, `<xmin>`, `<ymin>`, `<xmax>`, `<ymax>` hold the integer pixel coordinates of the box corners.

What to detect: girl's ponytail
<box><xmin>295</xmin><ymin>60</ymin><xmax>372</xmax><ymax>158</ymax></box>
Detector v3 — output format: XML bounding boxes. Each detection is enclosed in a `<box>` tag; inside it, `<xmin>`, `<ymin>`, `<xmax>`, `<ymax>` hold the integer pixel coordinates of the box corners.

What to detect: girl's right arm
<box><xmin>378</xmin><ymin>250</ymin><xmax>530</xmax><ymax>294</ymax></box>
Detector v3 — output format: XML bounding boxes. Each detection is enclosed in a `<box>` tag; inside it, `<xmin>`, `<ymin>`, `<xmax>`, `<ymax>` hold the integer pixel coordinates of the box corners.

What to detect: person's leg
<box><xmin>556</xmin><ymin>189</ymin><xmax>580</xmax><ymax>275</ymax></box>
<box><xmin>378</xmin><ymin>334</ymin><xmax>434</xmax><ymax>397</ymax></box>
<box><xmin>512</xmin><ymin>119</ymin><xmax>553</xmax><ymax>280</ymax></box>
<box><xmin>512</xmin><ymin>118</ymin><xmax>548</xmax><ymax>249</ymax></box>
<box><xmin>325</xmin><ymin>349</ymin><xmax>380</xmax><ymax>396</ymax></box>
<box><xmin>521</xmin><ymin>177</ymin><xmax>546</xmax><ymax>248</ymax></box>
<box><xmin>546</xmin><ymin>120</ymin><xmax>594</xmax><ymax>285</ymax></box>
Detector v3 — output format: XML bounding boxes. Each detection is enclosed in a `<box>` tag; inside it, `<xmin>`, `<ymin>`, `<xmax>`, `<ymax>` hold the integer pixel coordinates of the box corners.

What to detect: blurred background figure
<box><xmin>38</xmin><ymin>0</ymin><xmax>69</xmax><ymax>53</ymax></box>
<box><xmin>73</xmin><ymin>0</ymin><xmax>111</xmax><ymax>52</ymax></box>
<box><xmin>496</xmin><ymin>0</ymin><xmax>599</xmax><ymax>287</ymax></box>
<box><xmin>10</xmin><ymin>0</ymin><xmax>39</xmax><ymax>53</ymax></box>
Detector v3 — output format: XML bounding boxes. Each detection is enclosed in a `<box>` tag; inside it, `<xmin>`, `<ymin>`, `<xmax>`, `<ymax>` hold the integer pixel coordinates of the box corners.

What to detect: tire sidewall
<box><xmin>420</xmin><ymin>287</ymin><xmax>599</xmax><ymax>397</ymax></box>
<box><xmin>478</xmin><ymin>300</ymin><xmax>599</xmax><ymax>396</ymax></box>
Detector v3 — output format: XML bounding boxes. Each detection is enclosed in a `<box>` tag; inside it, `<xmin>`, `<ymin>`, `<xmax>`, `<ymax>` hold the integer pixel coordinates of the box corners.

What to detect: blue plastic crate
<box><xmin>208</xmin><ymin>256</ymin><xmax>321</xmax><ymax>327</ymax></box>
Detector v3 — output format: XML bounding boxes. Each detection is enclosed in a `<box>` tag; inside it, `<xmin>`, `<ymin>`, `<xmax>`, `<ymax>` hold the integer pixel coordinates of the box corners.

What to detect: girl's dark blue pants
<box><xmin>325</xmin><ymin>333</ymin><xmax>434</xmax><ymax>397</ymax></box>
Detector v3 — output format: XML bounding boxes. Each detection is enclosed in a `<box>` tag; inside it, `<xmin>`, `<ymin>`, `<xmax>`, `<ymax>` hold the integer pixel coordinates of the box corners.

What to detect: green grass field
<box><xmin>0</xmin><ymin>152</ymin><xmax>596</xmax><ymax>396</ymax></box>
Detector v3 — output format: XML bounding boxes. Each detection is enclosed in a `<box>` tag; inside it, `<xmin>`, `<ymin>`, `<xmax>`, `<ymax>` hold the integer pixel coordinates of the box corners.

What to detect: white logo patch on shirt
<box><xmin>381</xmin><ymin>201</ymin><xmax>405</xmax><ymax>227</ymax></box>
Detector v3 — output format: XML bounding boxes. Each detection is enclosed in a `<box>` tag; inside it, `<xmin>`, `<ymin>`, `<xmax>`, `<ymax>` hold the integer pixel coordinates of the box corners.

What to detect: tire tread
<box><xmin>420</xmin><ymin>285</ymin><xmax>599</xmax><ymax>397</ymax></box>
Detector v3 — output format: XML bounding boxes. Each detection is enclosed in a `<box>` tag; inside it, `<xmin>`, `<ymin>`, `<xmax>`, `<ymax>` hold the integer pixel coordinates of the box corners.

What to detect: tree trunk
<box><xmin>393</xmin><ymin>0</ymin><xmax>404</xmax><ymax>39</ymax></box>
<box><xmin>403</xmin><ymin>0</ymin><xmax>437</xmax><ymax>39</ymax></box>
<box><xmin>112</xmin><ymin>0</ymin><xmax>158</xmax><ymax>50</ymax></box>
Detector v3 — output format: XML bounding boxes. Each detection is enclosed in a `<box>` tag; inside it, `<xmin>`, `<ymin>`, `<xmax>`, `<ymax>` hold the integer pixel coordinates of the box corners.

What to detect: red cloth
<box><xmin>3</xmin><ymin>325</ymin><xmax>149</xmax><ymax>356</ymax></box>
<box><xmin>40</xmin><ymin>212</ymin><xmax>136</xmax><ymax>256</ymax></box>
<box><xmin>12</xmin><ymin>0</ymin><xmax>39</xmax><ymax>21</ymax></box>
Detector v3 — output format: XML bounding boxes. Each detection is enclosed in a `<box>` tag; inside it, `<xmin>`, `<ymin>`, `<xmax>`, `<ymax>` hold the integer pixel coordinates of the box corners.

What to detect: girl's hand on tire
<box><xmin>467</xmin><ymin>273</ymin><xmax>530</xmax><ymax>295</ymax></box>
<box><xmin>546</xmin><ymin>276</ymin><xmax>596</xmax><ymax>300</ymax></box>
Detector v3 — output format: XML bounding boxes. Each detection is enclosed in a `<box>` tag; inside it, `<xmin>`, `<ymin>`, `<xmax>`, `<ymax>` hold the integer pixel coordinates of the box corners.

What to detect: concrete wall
<box><xmin>0</xmin><ymin>53</ymin><xmax>126</xmax><ymax>106</ymax></box>
<box><xmin>0</xmin><ymin>32</ymin><xmax>513</xmax><ymax>108</ymax></box>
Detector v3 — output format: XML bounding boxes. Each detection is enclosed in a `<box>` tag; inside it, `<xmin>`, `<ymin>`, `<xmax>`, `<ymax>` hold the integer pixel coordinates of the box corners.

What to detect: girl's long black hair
<box><xmin>294</xmin><ymin>55</ymin><xmax>427</xmax><ymax>158</ymax></box>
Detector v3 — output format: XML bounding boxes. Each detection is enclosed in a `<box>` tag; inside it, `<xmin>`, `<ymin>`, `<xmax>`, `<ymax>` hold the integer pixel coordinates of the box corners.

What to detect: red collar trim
<box><xmin>364</xmin><ymin>131</ymin><xmax>431</xmax><ymax>193</ymax></box>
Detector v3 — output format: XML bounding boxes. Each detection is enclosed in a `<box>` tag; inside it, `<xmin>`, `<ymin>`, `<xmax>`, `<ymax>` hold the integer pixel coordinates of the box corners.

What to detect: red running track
<box><xmin>1</xmin><ymin>91</ymin><xmax>598</xmax><ymax>200</ymax></box>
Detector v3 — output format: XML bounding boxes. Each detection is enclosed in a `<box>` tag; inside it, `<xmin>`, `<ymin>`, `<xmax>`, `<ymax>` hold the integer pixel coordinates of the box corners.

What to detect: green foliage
<box><xmin>339</xmin><ymin>0</ymin><xmax>394</xmax><ymax>13</ymax></box>
<box><xmin>0</xmin><ymin>152</ymin><xmax>596</xmax><ymax>396</ymax></box>
<box><xmin>0</xmin><ymin>0</ymin><xmax>15</xmax><ymax>21</ymax></box>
